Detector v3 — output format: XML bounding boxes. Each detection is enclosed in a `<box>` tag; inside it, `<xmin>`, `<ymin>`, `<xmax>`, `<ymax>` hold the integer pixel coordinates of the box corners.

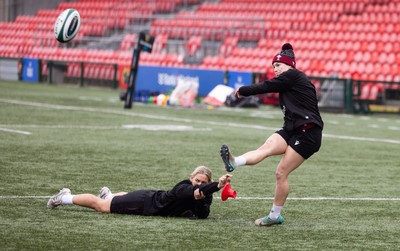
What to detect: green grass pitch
<box><xmin>0</xmin><ymin>81</ymin><xmax>399</xmax><ymax>250</ymax></box>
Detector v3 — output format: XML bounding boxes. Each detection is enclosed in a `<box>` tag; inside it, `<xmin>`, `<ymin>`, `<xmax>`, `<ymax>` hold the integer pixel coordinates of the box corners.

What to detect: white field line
<box><xmin>1</xmin><ymin>195</ymin><xmax>400</xmax><ymax>201</ymax></box>
<box><xmin>0</xmin><ymin>196</ymin><xmax>50</xmax><ymax>199</ymax></box>
<box><xmin>0</xmin><ymin>127</ymin><xmax>31</xmax><ymax>135</ymax></box>
<box><xmin>235</xmin><ymin>197</ymin><xmax>400</xmax><ymax>201</ymax></box>
<box><xmin>0</xmin><ymin>124</ymin><xmax>211</xmax><ymax>132</ymax></box>
<box><xmin>322</xmin><ymin>134</ymin><xmax>400</xmax><ymax>144</ymax></box>
<box><xmin>1</xmin><ymin>98</ymin><xmax>399</xmax><ymax>144</ymax></box>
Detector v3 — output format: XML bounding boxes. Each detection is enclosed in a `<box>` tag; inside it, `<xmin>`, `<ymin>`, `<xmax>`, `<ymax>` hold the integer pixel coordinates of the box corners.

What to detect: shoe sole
<box><xmin>220</xmin><ymin>144</ymin><xmax>234</xmax><ymax>172</ymax></box>
<box><xmin>254</xmin><ymin>216</ymin><xmax>284</xmax><ymax>226</ymax></box>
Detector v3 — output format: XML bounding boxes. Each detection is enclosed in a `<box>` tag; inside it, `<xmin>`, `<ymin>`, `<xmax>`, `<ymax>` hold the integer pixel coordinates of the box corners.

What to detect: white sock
<box><xmin>268</xmin><ymin>204</ymin><xmax>283</xmax><ymax>219</ymax></box>
<box><xmin>234</xmin><ymin>156</ymin><xmax>246</xmax><ymax>167</ymax></box>
<box><xmin>61</xmin><ymin>195</ymin><xmax>74</xmax><ymax>205</ymax></box>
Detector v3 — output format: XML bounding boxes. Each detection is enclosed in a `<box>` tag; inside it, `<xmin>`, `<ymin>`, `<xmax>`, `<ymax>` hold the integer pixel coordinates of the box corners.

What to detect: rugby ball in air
<box><xmin>54</xmin><ymin>9</ymin><xmax>81</xmax><ymax>43</ymax></box>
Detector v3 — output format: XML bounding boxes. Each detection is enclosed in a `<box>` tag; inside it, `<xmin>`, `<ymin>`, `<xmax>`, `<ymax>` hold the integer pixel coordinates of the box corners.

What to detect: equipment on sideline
<box><xmin>54</xmin><ymin>9</ymin><xmax>81</xmax><ymax>43</ymax></box>
<box><xmin>121</xmin><ymin>32</ymin><xmax>155</xmax><ymax>109</ymax></box>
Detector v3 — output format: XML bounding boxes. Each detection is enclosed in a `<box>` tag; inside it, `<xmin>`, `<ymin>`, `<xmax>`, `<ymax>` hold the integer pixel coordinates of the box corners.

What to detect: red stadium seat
<box><xmin>1</xmin><ymin>0</ymin><xmax>400</xmax><ymax>82</ymax></box>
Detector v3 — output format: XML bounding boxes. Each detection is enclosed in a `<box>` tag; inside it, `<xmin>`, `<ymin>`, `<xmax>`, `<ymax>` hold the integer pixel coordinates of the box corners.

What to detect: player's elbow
<box><xmin>197</xmin><ymin>212</ymin><xmax>209</xmax><ymax>219</ymax></box>
<box><xmin>196</xmin><ymin>208</ymin><xmax>210</xmax><ymax>219</ymax></box>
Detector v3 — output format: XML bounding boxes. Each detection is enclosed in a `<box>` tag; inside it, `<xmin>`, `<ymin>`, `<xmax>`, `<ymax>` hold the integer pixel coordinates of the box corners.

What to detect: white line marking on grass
<box><xmin>1</xmin><ymin>196</ymin><xmax>400</xmax><ymax>201</ymax></box>
<box><xmin>235</xmin><ymin>197</ymin><xmax>400</xmax><ymax>201</ymax></box>
<box><xmin>121</xmin><ymin>125</ymin><xmax>211</xmax><ymax>131</ymax></box>
<box><xmin>1</xmin><ymin>99</ymin><xmax>399</xmax><ymax>144</ymax></box>
<box><xmin>0</xmin><ymin>124</ymin><xmax>211</xmax><ymax>132</ymax></box>
<box><xmin>0</xmin><ymin>127</ymin><xmax>31</xmax><ymax>135</ymax></box>
<box><xmin>0</xmin><ymin>196</ymin><xmax>49</xmax><ymax>199</ymax></box>
<box><xmin>322</xmin><ymin>134</ymin><xmax>400</xmax><ymax>144</ymax></box>
<box><xmin>79</xmin><ymin>96</ymin><xmax>102</xmax><ymax>101</ymax></box>
<box><xmin>327</xmin><ymin>120</ymin><xmax>339</xmax><ymax>125</ymax></box>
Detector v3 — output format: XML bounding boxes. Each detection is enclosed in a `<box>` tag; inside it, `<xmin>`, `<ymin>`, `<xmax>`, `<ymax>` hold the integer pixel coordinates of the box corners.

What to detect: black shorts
<box><xmin>276</xmin><ymin>125</ymin><xmax>322</xmax><ymax>159</ymax></box>
<box><xmin>110</xmin><ymin>190</ymin><xmax>149</xmax><ymax>215</ymax></box>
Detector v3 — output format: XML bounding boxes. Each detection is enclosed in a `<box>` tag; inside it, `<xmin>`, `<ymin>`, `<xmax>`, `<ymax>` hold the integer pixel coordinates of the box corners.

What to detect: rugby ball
<box><xmin>54</xmin><ymin>9</ymin><xmax>81</xmax><ymax>43</ymax></box>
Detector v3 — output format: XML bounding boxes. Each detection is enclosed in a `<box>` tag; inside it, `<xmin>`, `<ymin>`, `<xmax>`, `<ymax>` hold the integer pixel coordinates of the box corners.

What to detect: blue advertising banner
<box><xmin>134</xmin><ymin>66</ymin><xmax>225</xmax><ymax>96</ymax></box>
<box><xmin>22</xmin><ymin>58</ymin><xmax>39</xmax><ymax>82</ymax></box>
<box><xmin>227</xmin><ymin>71</ymin><xmax>253</xmax><ymax>89</ymax></box>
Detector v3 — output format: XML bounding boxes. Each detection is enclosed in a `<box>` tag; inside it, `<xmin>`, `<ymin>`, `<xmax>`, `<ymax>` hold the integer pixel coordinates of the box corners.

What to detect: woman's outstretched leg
<box><xmin>47</xmin><ymin>188</ymin><xmax>112</xmax><ymax>213</ymax></box>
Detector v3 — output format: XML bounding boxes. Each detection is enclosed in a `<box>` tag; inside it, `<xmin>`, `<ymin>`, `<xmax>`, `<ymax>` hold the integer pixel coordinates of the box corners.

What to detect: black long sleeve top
<box><xmin>238</xmin><ymin>68</ymin><xmax>324</xmax><ymax>131</ymax></box>
<box><xmin>143</xmin><ymin>179</ymin><xmax>220</xmax><ymax>219</ymax></box>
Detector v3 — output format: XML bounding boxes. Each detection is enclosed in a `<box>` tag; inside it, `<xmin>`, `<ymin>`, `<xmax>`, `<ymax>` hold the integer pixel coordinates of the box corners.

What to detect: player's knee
<box><xmin>94</xmin><ymin>201</ymin><xmax>110</xmax><ymax>213</ymax></box>
<box><xmin>275</xmin><ymin>170</ymin><xmax>282</xmax><ymax>180</ymax></box>
<box><xmin>275</xmin><ymin>168</ymin><xmax>287</xmax><ymax>181</ymax></box>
